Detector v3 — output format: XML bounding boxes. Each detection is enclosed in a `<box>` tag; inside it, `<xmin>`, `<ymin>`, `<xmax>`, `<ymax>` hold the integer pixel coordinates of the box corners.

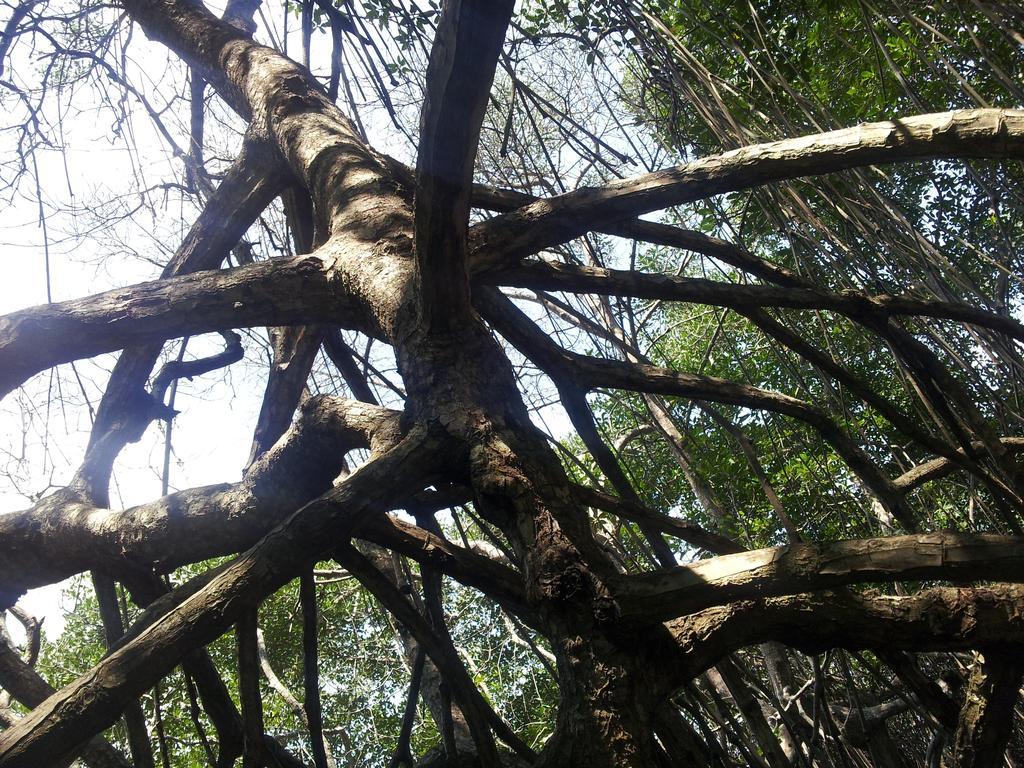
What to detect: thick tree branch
<box><xmin>236</xmin><ymin>607</ymin><xmax>265</xmax><ymax>767</ymax></box>
<box><xmin>247</xmin><ymin>189</ymin><xmax>323</xmax><ymax>465</ymax></box>
<box><xmin>616</xmin><ymin>532</ymin><xmax>1024</xmax><ymax>622</ymax></box>
<box><xmin>414</xmin><ymin>0</ymin><xmax>514</xmax><ymax>330</ymax></box>
<box><xmin>0</xmin><ymin>253</ymin><xmax>369</xmax><ymax>401</ymax></box>
<box><xmin>0</xmin><ymin>621</ymin><xmax>130</xmax><ymax>768</ymax></box>
<box><xmin>222</xmin><ymin>0</ymin><xmax>261</xmax><ymax>35</ymax></box>
<box><xmin>121</xmin><ymin>0</ymin><xmax>409</xmax><ymax>240</ymax></box>
<box><xmin>323</xmin><ymin>329</ymin><xmax>377</xmax><ymax>403</ymax></box>
<box><xmin>471</xmin><ymin>109</ymin><xmax>1024</xmax><ymax>264</ymax></box>
<box><xmin>0</xmin><ymin>397</ymin><xmax>400</xmax><ymax>603</ymax></box>
<box><xmin>246</xmin><ymin>325</ymin><xmax>324</xmax><ymax>465</ymax></box>
<box><xmin>390</xmin><ymin>646</ymin><xmax>425</xmax><ymax>768</ymax></box>
<box><xmin>300</xmin><ymin>571</ymin><xmax>333</xmax><ymax>768</ymax></box>
<box><xmin>671</xmin><ymin>585</ymin><xmax>1024</xmax><ymax>681</ymax></box>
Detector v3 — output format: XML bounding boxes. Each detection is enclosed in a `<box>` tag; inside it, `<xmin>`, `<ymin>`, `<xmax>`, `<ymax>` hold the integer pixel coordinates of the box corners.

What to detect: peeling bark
<box><xmin>946</xmin><ymin>650</ymin><xmax>1024</xmax><ymax>768</ymax></box>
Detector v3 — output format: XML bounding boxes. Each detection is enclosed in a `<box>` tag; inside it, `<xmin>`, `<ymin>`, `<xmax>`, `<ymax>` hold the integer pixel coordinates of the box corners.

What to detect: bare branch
<box><xmin>0</xmin><ymin>253</ymin><xmax>366</xmax><ymax>401</ymax></box>
<box><xmin>472</xmin><ymin>109</ymin><xmax>1024</xmax><ymax>263</ymax></box>
<box><xmin>357</xmin><ymin>515</ymin><xmax>530</xmax><ymax>620</ymax></box>
<box><xmin>618</xmin><ymin>532</ymin><xmax>1024</xmax><ymax>623</ymax></box>
<box><xmin>300</xmin><ymin>570</ymin><xmax>332</xmax><ymax>768</ymax></box>
<box><xmin>0</xmin><ymin>397</ymin><xmax>401</xmax><ymax>601</ymax></box>
<box><xmin>672</xmin><ymin>585</ymin><xmax>1024</xmax><ymax>680</ymax></box>
<box><xmin>488</xmin><ymin>261</ymin><xmax>1024</xmax><ymax>343</ymax></box>
<box><xmin>150</xmin><ymin>331</ymin><xmax>244</xmax><ymax>405</ymax></box>
<box><xmin>236</xmin><ymin>607</ymin><xmax>265</xmax><ymax>767</ymax></box>
<box><xmin>0</xmin><ymin>620</ymin><xmax>131</xmax><ymax>768</ymax></box>
<box><xmin>571</xmin><ymin>484</ymin><xmax>744</xmax><ymax>556</ymax></box>
<box><xmin>480</xmin><ymin>290</ymin><xmax>909</xmax><ymax>527</ymax></box>
<box><xmin>0</xmin><ymin>431</ymin><xmax>442</xmax><ymax>766</ymax></box>
<box><xmin>894</xmin><ymin>437</ymin><xmax>1024</xmax><ymax>492</ymax></box>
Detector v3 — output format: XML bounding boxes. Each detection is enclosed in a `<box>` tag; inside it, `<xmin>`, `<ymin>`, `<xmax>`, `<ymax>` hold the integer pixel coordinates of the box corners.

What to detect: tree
<box><xmin>1</xmin><ymin>0</ymin><xmax>1024</xmax><ymax>766</ymax></box>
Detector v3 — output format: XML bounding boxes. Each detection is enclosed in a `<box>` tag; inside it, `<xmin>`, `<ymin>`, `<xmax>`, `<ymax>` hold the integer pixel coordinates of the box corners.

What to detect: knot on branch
<box><xmin>271</xmin><ymin>74</ymin><xmax>324</xmax><ymax>121</ymax></box>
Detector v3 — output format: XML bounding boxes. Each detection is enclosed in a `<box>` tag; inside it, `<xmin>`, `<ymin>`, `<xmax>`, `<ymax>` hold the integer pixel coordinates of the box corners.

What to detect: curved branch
<box><xmin>0</xmin><ymin>397</ymin><xmax>400</xmax><ymax>602</ymax></box>
<box><xmin>150</xmin><ymin>330</ymin><xmax>244</xmax><ymax>404</ymax></box>
<box><xmin>471</xmin><ymin>108</ymin><xmax>1024</xmax><ymax>263</ymax></box>
<box><xmin>672</xmin><ymin>584</ymin><xmax>1024</xmax><ymax>682</ymax></box>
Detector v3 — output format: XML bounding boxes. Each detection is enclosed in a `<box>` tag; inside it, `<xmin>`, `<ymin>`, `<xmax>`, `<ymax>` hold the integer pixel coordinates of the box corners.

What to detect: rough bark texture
<box><xmin>945</xmin><ymin>651</ymin><xmax>1024</xmax><ymax>768</ymax></box>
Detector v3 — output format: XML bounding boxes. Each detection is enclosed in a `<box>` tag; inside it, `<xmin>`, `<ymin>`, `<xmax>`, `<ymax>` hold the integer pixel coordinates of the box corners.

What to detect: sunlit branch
<box><xmin>472</xmin><ymin>109</ymin><xmax>1024</xmax><ymax>264</ymax></box>
<box><xmin>617</xmin><ymin>532</ymin><xmax>1024</xmax><ymax>623</ymax></box>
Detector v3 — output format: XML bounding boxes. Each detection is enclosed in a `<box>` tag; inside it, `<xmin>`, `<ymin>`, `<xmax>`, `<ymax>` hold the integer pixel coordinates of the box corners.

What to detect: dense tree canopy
<box><xmin>1</xmin><ymin>0</ymin><xmax>1024</xmax><ymax>766</ymax></box>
